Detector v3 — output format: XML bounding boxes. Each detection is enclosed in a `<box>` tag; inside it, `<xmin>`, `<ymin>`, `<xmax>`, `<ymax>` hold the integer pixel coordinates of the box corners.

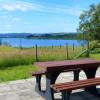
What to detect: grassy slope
<box><xmin>1</xmin><ymin>53</ymin><xmax>99</xmax><ymax>83</ymax></box>
<box><xmin>0</xmin><ymin>46</ymin><xmax>83</xmax><ymax>82</ymax></box>
<box><xmin>0</xmin><ymin>65</ymin><xmax>37</xmax><ymax>82</ymax></box>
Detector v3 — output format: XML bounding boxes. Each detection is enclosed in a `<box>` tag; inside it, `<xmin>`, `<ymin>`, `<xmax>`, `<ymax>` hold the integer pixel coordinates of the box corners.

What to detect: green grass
<box><xmin>0</xmin><ymin>45</ymin><xmax>88</xmax><ymax>83</ymax></box>
<box><xmin>0</xmin><ymin>46</ymin><xmax>17</xmax><ymax>51</ymax></box>
<box><xmin>0</xmin><ymin>65</ymin><xmax>37</xmax><ymax>82</ymax></box>
<box><xmin>90</xmin><ymin>53</ymin><xmax>100</xmax><ymax>60</ymax></box>
<box><xmin>0</xmin><ymin>46</ymin><xmax>86</xmax><ymax>68</ymax></box>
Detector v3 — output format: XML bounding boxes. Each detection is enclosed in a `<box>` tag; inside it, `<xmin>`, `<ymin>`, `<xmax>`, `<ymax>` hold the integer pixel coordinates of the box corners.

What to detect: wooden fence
<box><xmin>34</xmin><ymin>43</ymin><xmax>89</xmax><ymax>62</ymax></box>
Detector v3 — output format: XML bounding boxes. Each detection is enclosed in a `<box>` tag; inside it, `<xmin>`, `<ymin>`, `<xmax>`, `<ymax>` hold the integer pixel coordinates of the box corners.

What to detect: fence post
<box><xmin>19</xmin><ymin>38</ymin><xmax>22</xmax><ymax>49</ymax></box>
<box><xmin>66</xmin><ymin>43</ymin><xmax>69</xmax><ymax>60</ymax></box>
<box><xmin>60</xmin><ymin>44</ymin><xmax>61</xmax><ymax>48</ymax></box>
<box><xmin>86</xmin><ymin>41</ymin><xmax>89</xmax><ymax>57</ymax></box>
<box><xmin>73</xmin><ymin>43</ymin><xmax>74</xmax><ymax>51</ymax></box>
<box><xmin>35</xmin><ymin>44</ymin><xmax>38</xmax><ymax>61</ymax></box>
<box><xmin>82</xmin><ymin>44</ymin><xmax>84</xmax><ymax>50</ymax></box>
<box><xmin>52</xmin><ymin>45</ymin><xmax>53</xmax><ymax>49</ymax></box>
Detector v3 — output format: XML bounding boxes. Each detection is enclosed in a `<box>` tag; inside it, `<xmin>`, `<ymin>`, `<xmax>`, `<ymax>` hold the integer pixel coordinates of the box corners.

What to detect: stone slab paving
<box><xmin>0</xmin><ymin>68</ymin><xmax>100</xmax><ymax>100</ymax></box>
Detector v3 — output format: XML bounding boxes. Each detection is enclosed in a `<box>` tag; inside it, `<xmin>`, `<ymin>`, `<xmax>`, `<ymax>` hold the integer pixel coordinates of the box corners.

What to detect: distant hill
<box><xmin>0</xmin><ymin>32</ymin><xmax>77</xmax><ymax>39</ymax></box>
<box><xmin>27</xmin><ymin>32</ymin><xmax>77</xmax><ymax>39</ymax></box>
<box><xmin>0</xmin><ymin>33</ymin><xmax>32</xmax><ymax>38</ymax></box>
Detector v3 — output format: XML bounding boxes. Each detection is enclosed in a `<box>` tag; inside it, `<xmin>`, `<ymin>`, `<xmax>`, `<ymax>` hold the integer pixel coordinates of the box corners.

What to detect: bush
<box><xmin>90</xmin><ymin>48</ymin><xmax>100</xmax><ymax>54</ymax></box>
<box><xmin>89</xmin><ymin>41</ymin><xmax>100</xmax><ymax>49</ymax></box>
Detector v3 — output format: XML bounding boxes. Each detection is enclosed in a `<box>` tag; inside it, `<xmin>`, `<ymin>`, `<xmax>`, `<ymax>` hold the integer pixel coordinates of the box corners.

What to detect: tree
<box><xmin>77</xmin><ymin>3</ymin><xmax>100</xmax><ymax>41</ymax></box>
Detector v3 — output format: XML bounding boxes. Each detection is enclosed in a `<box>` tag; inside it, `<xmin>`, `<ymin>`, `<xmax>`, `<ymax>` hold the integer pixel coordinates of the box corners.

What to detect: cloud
<box><xmin>0</xmin><ymin>1</ymin><xmax>83</xmax><ymax>16</ymax></box>
<box><xmin>1</xmin><ymin>14</ymin><xmax>13</xmax><ymax>19</ymax></box>
<box><xmin>1</xmin><ymin>14</ymin><xmax>20</xmax><ymax>23</ymax></box>
<box><xmin>13</xmin><ymin>17</ymin><xmax>20</xmax><ymax>21</ymax></box>
<box><xmin>5</xmin><ymin>24</ymin><xmax>12</xmax><ymax>28</ymax></box>
<box><xmin>43</xmin><ymin>6</ymin><xmax>82</xmax><ymax>16</ymax></box>
<box><xmin>1</xmin><ymin>14</ymin><xmax>20</xmax><ymax>21</ymax></box>
<box><xmin>0</xmin><ymin>2</ymin><xmax>40</xmax><ymax>12</ymax></box>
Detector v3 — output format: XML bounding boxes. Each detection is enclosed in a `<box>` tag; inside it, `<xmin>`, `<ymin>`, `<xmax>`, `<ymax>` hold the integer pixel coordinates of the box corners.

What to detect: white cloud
<box><xmin>2</xmin><ymin>4</ymin><xmax>15</xmax><ymax>11</ymax></box>
<box><xmin>1</xmin><ymin>14</ymin><xmax>13</xmax><ymax>20</ymax></box>
<box><xmin>45</xmin><ymin>7</ymin><xmax>82</xmax><ymax>16</ymax></box>
<box><xmin>0</xmin><ymin>2</ymin><xmax>39</xmax><ymax>12</ymax></box>
<box><xmin>1</xmin><ymin>13</ymin><xmax>20</xmax><ymax>22</ymax></box>
<box><xmin>13</xmin><ymin>17</ymin><xmax>20</xmax><ymax>21</ymax></box>
<box><xmin>0</xmin><ymin>1</ymin><xmax>83</xmax><ymax>16</ymax></box>
<box><xmin>5</xmin><ymin>24</ymin><xmax>12</xmax><ymax>28</ymax></box>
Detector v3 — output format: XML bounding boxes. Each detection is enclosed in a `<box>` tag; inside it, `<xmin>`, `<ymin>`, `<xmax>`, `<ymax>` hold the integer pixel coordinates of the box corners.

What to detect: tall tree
<box><xmin>77</xmin><ymin>3</ymin><xmax>100</xmax><ymax>41</ymax></box>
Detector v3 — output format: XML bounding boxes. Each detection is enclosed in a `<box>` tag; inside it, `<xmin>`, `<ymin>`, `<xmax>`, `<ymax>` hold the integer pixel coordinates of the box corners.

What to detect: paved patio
<box><xmin>0</xmin><ymin>68</ymin><xmax>100</xmax><ymax>100</ymax></box>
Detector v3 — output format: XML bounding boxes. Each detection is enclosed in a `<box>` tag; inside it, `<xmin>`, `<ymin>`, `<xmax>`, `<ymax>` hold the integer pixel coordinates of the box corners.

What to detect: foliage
<box><xmin>77</xmin><ymin>3</ymin><xmax>100</xmax><ymax>41</ymax></box>
<box><xmin>0</xmin><ymin>46</ymin><xmax>88</xmax><ymax>83</ymax></box>
<box><xmin>0</xmin><ymin>46</ymin><xmax>86</xmax><ymax>68</ymax></box>
<box><xmin>28</xmin><ymin>33</ymin><xmax>77</xmax><ymax>40</ymax></box>
<box><xmin>90</xmin><ymin>48</ymin><xmax>100</xmax><ymax>54</ymax></box>
<box><xmin>89</xmin><ymin>40</ymin><xmax>100</xmax><ymax>49</ymax></box>
<box><xmin>0</xmin><ymin>65</ymin><xmax>36</xmax><ymax>82</ymax></box>
<box><xmin>0</xmin><ymin>46</ymin><xmax>99</xmax><ymax>82</ymax></box>
<box><xmin>90</xmin><ymin>54</ymin><xmax>100</xmax><ymax>60</ymax></box>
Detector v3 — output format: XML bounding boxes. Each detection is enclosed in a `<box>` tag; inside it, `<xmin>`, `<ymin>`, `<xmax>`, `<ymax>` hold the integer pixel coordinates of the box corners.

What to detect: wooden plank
<box><xmin>57</xmin><ymin>80</ymin><xmax>100</xmax><ymax>92</ymax></box>
<box><xmin>31</xmin><ymin>70</ymin><xmax>46</xmax><ymax>76</ymax></box>
<box><xmin>51</xmin><ymin>77</ymin><xmax>100</xmax><ymax>89</ymax></box>
<box><xmin>51</xmin><ymin>77</ymin><xmax>100</xmax><ymax>92</ymax></box>
<box><xmin>34</xmin><ymin>59</ymin><xmax>100</xmax><ymax>72</ymax></box>
<box><xmin>55</xmin><ymin>78</ymin><xmax>100</xmax><ymax>90</ymax></box>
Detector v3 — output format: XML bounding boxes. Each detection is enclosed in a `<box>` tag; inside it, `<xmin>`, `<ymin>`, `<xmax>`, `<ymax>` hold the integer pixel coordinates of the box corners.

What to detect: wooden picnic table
<box><xmin>34</xmin><ymin>58</ymin><xmax>100</xmax><ymax>100</ymax></box>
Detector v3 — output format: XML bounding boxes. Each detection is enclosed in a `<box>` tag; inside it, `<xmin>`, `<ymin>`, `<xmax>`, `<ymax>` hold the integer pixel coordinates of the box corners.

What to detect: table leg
<box><xmin>62</xmin><ymin>91</ymin><xmax>71</xmax><ymax>100</ymax></box>
<box><xmin>35</xmin><ymin>75</ymin><xmax>42</xmax><ymax>92</ymax></box>
<box><xmin>35</xmin><ymin>75</ymin><xmax>47</xmax><ymax>97</ymax></box>
<box><xmin>73</xmin><ymin>70</ymin><xmax>80</xmax><ymax>81</ymax></box>
<box><xmin>83</xmin><ymin>67</ymin><xmax>100</xmax><ymax>96</ymax></box>
<box><xmin>45</xmin><ymin>72</ymin><xmax>60</xmax><ymax>100</ymax></box>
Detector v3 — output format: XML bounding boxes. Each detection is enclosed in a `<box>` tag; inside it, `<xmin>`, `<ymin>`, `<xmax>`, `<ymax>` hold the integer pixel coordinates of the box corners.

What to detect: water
<box><xmin>1</xmin><ymin>38</ymin><xmax>84</xmax><ymax>47</ymax></box>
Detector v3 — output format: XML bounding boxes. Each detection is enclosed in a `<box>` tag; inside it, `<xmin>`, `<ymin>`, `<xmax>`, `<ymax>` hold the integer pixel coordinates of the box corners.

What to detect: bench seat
<box><xmin>51</xmin><ymin>77</ymin><xmax>100</xmax><ymax>100</ymax></box>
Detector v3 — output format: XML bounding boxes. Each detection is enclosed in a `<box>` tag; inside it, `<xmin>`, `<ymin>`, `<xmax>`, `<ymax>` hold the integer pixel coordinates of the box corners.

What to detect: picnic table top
<box><xmin>34</xmin><ymin>58</ymin><xmax>100</xmax><ymax>72</ymax></box>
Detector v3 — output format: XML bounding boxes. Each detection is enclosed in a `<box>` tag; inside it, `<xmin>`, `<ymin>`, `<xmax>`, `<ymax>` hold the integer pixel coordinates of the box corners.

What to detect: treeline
<box><xmin>27</xmin><ymin>33</ymin><xmax>77</xmax><ymax>40</ymax></box>
<box><xmin>0</xmin><ymin>33</ymin><xmax>77</xmax><ymax>40</ymax></box>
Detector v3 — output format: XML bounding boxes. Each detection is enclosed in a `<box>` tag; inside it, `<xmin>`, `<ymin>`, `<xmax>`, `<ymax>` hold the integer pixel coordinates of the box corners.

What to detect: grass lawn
<box><xmin>0</xmin><ymin>65</ymin><xmax>36</xmax><ymax>83</ymax></box>
<box><xmin>90</xmin><ymin>53</ymin><xmax>100</xmax><ymax>60</ymax></box>
<box><xmin>0</xmin><ymin>46</ymin><xmax>85</xmax><ymax>68</ymax></box>
<box><xmin>0</xmin><ymin>46</ymin><xmax>99</xmax><ymax>83</ymax></box>
<box><xmin>0</xmin><ymin>53</ymin><xmax>99</xmax><ymax>83</ymax></box>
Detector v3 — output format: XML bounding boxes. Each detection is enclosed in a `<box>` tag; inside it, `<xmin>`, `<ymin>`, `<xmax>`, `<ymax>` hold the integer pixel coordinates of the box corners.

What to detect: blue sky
<box><xmin>0</xmin><ymin>0</ymin><xmax>99</xmax><ymax>33</ymax></box>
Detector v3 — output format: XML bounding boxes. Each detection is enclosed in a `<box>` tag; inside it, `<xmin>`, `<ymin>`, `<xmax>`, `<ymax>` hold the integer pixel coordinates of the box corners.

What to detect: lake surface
<box><xmin>1</xmin><ymin>38</ymin><xmax>84</xmax><ymax>47</ymax></box>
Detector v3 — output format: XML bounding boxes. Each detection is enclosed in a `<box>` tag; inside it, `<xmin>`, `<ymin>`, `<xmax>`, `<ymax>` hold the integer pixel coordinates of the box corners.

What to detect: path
<box><xmin>0</xmin><ymin>69</ymin><xmax>100</xmax><ymax>100</ymax></box>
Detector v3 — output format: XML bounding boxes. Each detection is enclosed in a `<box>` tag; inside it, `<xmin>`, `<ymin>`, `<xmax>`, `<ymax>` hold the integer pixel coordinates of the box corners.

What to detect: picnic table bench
<box><xmin>51</xmin><ymin>77</ymin><xmax>100</xmax><ymax>100</ymax></box>
<box><xmin>32</xmin><ymin>58</ymin><xmax>100</xmax><ymax>100</ymax></box>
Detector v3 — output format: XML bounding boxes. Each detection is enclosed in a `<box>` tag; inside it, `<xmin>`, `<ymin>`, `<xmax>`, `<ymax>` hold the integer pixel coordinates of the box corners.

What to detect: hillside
<box><xmin>27</xmin><ymin>32</ymin><xmax>77</xmax><ymax>39</ymax></box>
<box><xmin>0</xmin><ymin>32</ymin><xmax>77</xmax><ymax>39</ymax></box>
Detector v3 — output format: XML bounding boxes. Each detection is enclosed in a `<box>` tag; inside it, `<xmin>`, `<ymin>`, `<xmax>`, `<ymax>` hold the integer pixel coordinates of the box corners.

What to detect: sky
<box><xmin>0</xmin><ymin>0</ymin><xmax>99</xmax><ymax>33</ymax></box>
